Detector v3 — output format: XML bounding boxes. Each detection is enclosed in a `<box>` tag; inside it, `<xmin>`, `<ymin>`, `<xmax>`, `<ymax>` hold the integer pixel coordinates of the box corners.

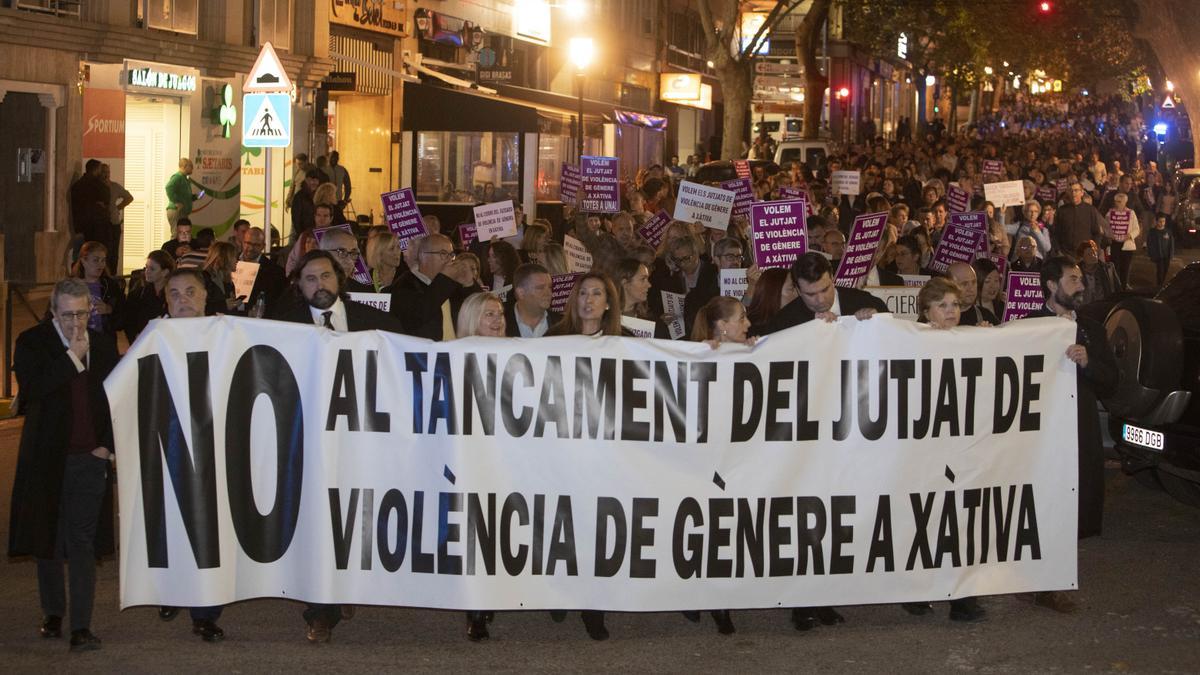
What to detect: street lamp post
<box><xmin>569</xmin><ymin>37</ymin><xmax>594</xmax><ymax>161</ymax></box>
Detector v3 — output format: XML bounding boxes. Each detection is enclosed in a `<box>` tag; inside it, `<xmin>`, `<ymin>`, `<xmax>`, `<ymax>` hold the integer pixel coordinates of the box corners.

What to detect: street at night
<box><xmin>1</xmin><ymin>0</ymin><xmax>1199</xmax><ymax>670</ymax></box>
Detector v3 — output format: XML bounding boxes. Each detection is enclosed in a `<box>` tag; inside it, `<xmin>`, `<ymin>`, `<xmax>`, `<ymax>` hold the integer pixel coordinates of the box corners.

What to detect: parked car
<box><xmin>1169</xmin><ymin>168</ymin><xmax>1200</xmax><ymax>248</ymax></box>
<box><xmin>1104</xmin><ymin>262</ymin><xmax>1200</xmax><ymax>506</ymax></box>
<box><xmin>692</xmin><ymin>160</ymin><xmax>780</xmax><ymax>185</ymax></box>
<box><xmin>774</xmin><ymin>139</ymin><xmax>830</xmax><ymax>172</ymax></box>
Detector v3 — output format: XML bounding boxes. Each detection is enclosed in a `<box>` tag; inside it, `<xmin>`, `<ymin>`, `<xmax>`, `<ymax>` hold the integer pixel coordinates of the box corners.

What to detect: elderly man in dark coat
<box><xmin>8</xmin><ymin>277</ymin><xmax>119</xmax><ymax>651</ymax></box>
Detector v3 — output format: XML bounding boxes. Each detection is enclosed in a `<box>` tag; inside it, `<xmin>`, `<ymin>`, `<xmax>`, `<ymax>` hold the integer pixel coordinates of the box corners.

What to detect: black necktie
<box><xmin>321</xmin><ymin>311</ymin><xmax>334</xmax><ymax>329</ymax></box>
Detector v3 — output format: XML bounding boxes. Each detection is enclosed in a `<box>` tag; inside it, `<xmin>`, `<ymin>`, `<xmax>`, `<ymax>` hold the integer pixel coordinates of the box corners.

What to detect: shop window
<box><xmin>257</xmin><ymin>0</ymin><xmax>292</xmax><ymax>51</ymax></box>
<box><xmin>141</xmin><ymin>0</ymin><xmax>198</xmax><ymax>35</ymax></box>
<box><xmin>416</xmin><ymin>131</ymin><xmax>521</xmax><ymax>203</ymax></box>
<box><xmin>536</xmin><ymin>135</ymin><xmax>569</xmax><ymax>202</ymax></box>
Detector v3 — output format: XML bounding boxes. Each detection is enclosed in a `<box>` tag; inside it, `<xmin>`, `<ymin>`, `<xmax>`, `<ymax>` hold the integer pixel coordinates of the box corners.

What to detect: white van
<box><xmin>774</xmin><ymin>139</ymin><xmax>829</xmax><ymax>169</ymax></box>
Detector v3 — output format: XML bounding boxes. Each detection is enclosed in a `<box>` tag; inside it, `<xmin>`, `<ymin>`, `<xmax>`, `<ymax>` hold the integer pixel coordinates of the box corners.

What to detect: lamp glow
<box><xmin>568</xmin><ymin>37</ymin><xmax>594</xmax><ymax>70</ymax></box>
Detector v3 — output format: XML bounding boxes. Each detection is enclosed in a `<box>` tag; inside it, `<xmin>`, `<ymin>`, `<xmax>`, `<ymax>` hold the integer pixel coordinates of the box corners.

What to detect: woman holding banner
<box><xmin>910</xmin><ymin>276</ymin><xmax>988</xmax><ymax>621</ymax></box>
<box><xmin>746</xmin><ymin>269</ymin><xmax>798</xmax><ymax>337</ymax></box>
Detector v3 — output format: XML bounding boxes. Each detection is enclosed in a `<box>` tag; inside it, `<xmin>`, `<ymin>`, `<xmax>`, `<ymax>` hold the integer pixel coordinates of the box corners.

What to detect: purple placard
<box><xmin>720</xmin><ymin>178</ymin><xmax>754</xmax><ymax>220</ymax></box>
<box><xmin>751</xmin><ymin>199</ymin><xmax>808</xmax><ymax>270</ymax></box>
<box><xmin>949</xmin><ymin>211</ymin><xmax>988</xmax><ymax>229</ymax></box>
<box><xmin>835</xmin><ymin>212</ymin><xmax>888</xmax><ymax>288</ymax></box>
<box><xmin>989</xmin><ymin>252</ymin><xmax>1008</xmax><ymax>279</ymax></box>
<box><xmin>1055</xmin><ymin>178</ymin><xmax>1069</xmax><ymax>192</ymax></box>
<box><xmin>1108</xmin><ymin>209</ymin><xmax>1132</xmax><ymax>238</ymax></box>
<box><xmin>1036</xmin><ymin>185</ymin><xmax>1056</xmax><ymax>203</ymax></box>
<box><xmin>946</xmin><ymin>184</ymin><xmax>970</xmax><ymax>213</ymax></box>
<box><xmin>313</xmin><ymin>224</ymin><xmax>371</xmax><ymax>285</ymax></box>
<box><xmin>982</xmin><ymin>159</ymin><xmax>1004</xmax><ymax>178</ymax></box>
<box><xmin>458</xmin><ymin>222</ymin><xmax>478</xmax><ymax>249</ymax></box>
<box><xmin>550</xmin><ymin>273</ymin><xmax>582</xmax><ymax>314</ymax></box>
<box><xmin>1002</xmin><ymin>271</ymin><xmax>1045</xmax><ymax>322</ymax></box>
<box><xmin>778</xmin><ymin>186</ymin><xmax>804</xmax><ymax>199</ymax></box>
<box><xmin>929</xmin><ymin>224</ymin><xmax>988</xmax><ymax>274</ymax></box>
<box><xmin>733</xmin><ymin>159</ymin><xmax>751</xmax><ymax>179</ymax></box>
<box><xmin>637</xmin><ymin>209</ymin><xmax>672</xmax><ymax>248</ymax></box>
<box><xmin>580</xmin><ymin>156</ymin><xmax>620</xmax><ymax>213</ymax></box>
<box><xmin>381</xmin><ymin>187</ymin><xmax>425</xmax><ymax>249</ymax></box>
<box><xmin>560</xmin><ymin>163</ymin><xmax>581</xmax><ymax>204</ymax></box>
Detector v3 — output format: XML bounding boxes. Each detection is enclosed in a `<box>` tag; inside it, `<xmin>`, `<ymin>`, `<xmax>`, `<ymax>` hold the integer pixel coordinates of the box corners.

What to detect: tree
<box><xmin>795</xmin><ymin>0</ymin><xmax>832</xmax><ymax>139</ymax></box>
<box><xmin>1134</xmin><ymin>0</ymin><xmax>1200</xmax><ymax>165</ymax></box>
<box><xmin>697</xmin><ymin>0</ymin><xmax>805</xmax><ymax>159</ymax></box>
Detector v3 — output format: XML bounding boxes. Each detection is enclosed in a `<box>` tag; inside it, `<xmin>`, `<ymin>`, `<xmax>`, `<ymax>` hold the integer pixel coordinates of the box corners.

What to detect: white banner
<box><xmin>563</xmin><ymin>235</ymin><xmax>593</xmax><ymax>273</ymax></box>
<box><xmin>984</xmin><ymin>180</ymin><xmax>1026</xmax><ymax>209</ymax></box>
<box><xmin>831</xmin><ymin>170</ymin><xmax>862</xmax><ymax>196</ymax></box>
<box><xmin>107</xmin><ymin>316</ymin><xmax>1079</xmax><ymax>611</ymax></box>
<box><xmin>473</xmin><ymin>200</ymin><xmax>518</xmax><ymax>240</ymax></box>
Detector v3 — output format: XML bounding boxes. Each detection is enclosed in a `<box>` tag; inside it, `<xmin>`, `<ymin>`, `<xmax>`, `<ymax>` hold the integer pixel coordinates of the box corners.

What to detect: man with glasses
<box><xmin>1052</xmin><ymin>182</ymin><xmax>1106</xmax><ymax>256</ymax></box>
<box><xmin>317</xmin><ymin>227</ymin><xmax>372</xmax><ymax>292</ymax></box>
<box><xmin>388</xmin><ymin>233</ymin><xmax>468</xmax><ymax>340</ymax></box>
<box><xmin>9</xmin><ymin>278</ymin><xmax>120</xmax><ymax>652</ymax></box>
<box><xmin>671</xmin><ymin>236</ymin><xmax>719</xmax><ymax>339</ymax></box>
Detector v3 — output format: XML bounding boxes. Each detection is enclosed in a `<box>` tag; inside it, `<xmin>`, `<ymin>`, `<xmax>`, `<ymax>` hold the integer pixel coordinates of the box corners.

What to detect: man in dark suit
<box><xmin>757</xmin><ymin>252</ymin><xmax>885</xmax><ymax>630</ymax></box>
<box><xmin>669</xmin><ymin>235</ymin><xmax>720</xmax><ymax>338</ymax></box>
<box><xmin>763</xmin><ymin>252</ymin><xmax>888</xmax><ymax>334</ymax></box>
<box><xmin>316</xmin><ymin>226</ymin><xmax>373</xmax><ymax>293</ymax></box>
<box><xmin>9</xmin><ymin>278</ymin><xmax>119</xmax><ymax>652</ymax></box>
<box><xmin>239</xmin><ymin>226</ymin><xmax>287</xmax><ymax>311</ymax></box>
<box><xmin>505</xmin><ymin>263</ymin><xmax>560</xmax><ymax>337</ymax></box>
<box><xmin>270</xmin><ymin>250</ymin><xmax>402</xmax><ymax>643</ymax></box>
<box><xmin>388</xmin><ymin>233</ymin><xmax>467</xmax><ymax>340</ymax></box>
<box><xmin>1023</xmin><ymin>256</ymin><xmax>1118</xmax><ymax>614</ymax></box>
<box><xmin>69</xmin><ymin>159</ymin><xmax>112</xmax><ymax>249</ymax></box>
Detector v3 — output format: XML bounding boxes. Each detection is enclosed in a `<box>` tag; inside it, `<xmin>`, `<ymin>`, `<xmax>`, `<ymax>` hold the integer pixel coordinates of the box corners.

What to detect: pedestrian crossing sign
<box><xmin>242</xmin><ymin>93</ymin><xmax>292</xmax><ymax>147</ymax></box>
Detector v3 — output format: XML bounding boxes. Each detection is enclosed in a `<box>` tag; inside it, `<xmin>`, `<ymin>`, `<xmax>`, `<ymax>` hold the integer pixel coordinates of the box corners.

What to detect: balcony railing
<box><xmin>14</xmin><ymin>0</ymin><xmax>80</xmax><ymax>18</ymax></box>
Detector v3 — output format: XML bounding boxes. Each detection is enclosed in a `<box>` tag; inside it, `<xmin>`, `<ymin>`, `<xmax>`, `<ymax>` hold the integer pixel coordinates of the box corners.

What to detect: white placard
<box><xmin>473</xmin><ymin>200</ymin><xmax>518</xmax><ymax>240</ymax></box>
<box><xmin>832</xmin><ymin>170</ymin><xmax>862</xmax><ymax>196</ymax></box>
<box><xmin>347</xmin><ymin>292</ymin><xmax>392</xmax><ymax>313</ymax></box>
<box><xmin>620</xmin><ymin>315</ymin><xmax>656</xmax><ymax>338</ymax></box>
<box><xmin>231</xmin><ymin>261</ymin><xmax>260</xmax><ymax>301</ymax></box>
<box><xmin>563</xmin><ymin>235</ymin><xmax>593</xmax><ymax>273</ymax></box>
<box><xmin>720</xmin><ymin>268</ymin><xmax>749</xmax><ymax>298</ymax></box>
<box><xmin>984</xmin><ymin>180</ymin><xmax>1026</xmax><ymax>209</ymax></box>
<box><xmin>864</xmin><ymin>286</ymin><xmax>922</xmax><ymax>321</ymax></box>
<box><xmin>674</xmin><ymin>181</ymin><xmax>736</xmax><ymax>230</ymax></box>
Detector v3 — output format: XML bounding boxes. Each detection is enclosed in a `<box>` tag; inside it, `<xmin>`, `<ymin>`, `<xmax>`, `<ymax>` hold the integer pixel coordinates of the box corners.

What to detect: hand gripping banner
<box><xmin>106</xmin><ymin>315</ymin><xmax>1079</xmax><ymax>610</ymax></box>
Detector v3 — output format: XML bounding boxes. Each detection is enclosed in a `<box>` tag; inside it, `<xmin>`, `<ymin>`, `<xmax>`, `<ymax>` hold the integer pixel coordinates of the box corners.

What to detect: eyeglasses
<box><xmin>422</xmin><ymin>250</ymin><xmax>455</xmax><ymax>260</ymax></box>
<box><xmin>718</xmin><ymin>253</ymin><xmax>744</xmax><ymax>262</ymax></box>
<box><xmin>673</xmin><ymin>254</ymin><xmax>696</xmax><ymax>264</ymax></box>
<box><xmin>57</xmin><ymin>310</ymin><xmax>91</xmax><ymax>322</ymax></box>
<box><xmin>331</xmin><ymin>248</ymin><xmax>360</xmax><ymax>260</ymax></box>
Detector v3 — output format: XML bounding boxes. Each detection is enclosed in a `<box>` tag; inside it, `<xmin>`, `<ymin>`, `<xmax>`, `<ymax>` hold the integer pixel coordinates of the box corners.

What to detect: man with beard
<box><xmin>269</xmin><ymin>250</ymin><xmax>401</xmax><ymax>642</ymax></box>
<box><xmin>1024</xmin><ymin>256</ymin><xmax>1118</xmax><ymax>611</ymax></box>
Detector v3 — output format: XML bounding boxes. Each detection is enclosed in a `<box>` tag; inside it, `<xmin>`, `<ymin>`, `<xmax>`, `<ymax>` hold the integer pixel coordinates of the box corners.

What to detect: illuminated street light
<box><xmin>984</xmin><ymin>66</ymin><xmax>993</xmax><ymax>76</ymax></box>
<box><xmin>1167</xmin><ymin>79</ymin><xmax>1175</xmax><ymax>92</ymax></box>
<box><xmin>569</xmin><ymin>36</ymin><xmax>594</xmax><ymax>70</ymax></box>
<box><xmin>925</xmin><ymin>74</ymin><xmax>936</xmax><ymax>86</ymax></box>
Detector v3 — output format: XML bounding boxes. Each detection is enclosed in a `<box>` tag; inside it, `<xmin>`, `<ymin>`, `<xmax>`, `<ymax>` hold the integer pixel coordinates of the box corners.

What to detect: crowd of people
<box><xmin>13</xmin><ymin>92</ymin><xmax>1169</xmax><ymax>651</ymax></box>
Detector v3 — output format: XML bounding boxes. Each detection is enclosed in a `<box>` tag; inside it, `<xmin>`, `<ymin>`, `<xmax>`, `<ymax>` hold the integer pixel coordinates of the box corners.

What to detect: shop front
<box><xmin>400</xmin><ymin>81</ymin><xmax>597</xmax><ymax>227</ymax></box>
<box><xmin>82</xmin><ymin>60</ymin><xmax>241</xmax><ymax>273</ymax></box>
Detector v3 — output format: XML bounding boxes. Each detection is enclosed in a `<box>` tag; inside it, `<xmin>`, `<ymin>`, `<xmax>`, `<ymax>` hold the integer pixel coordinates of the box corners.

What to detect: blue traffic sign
<box><xmin>242</xmin><ymin>93</ymin><xmax>292</xmax><ymax>148</ymax></box>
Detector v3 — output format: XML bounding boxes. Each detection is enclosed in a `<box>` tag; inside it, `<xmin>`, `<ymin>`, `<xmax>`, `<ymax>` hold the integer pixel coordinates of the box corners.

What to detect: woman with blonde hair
<box><xmin>364</xmin><ymin>229</ymin><xmax>403</xmax><ymax>291</ymax></box>
<box><xmin>540</xmin><ymin>242</ymin><xmax>569</xmax><ymax>275</ymax></box>
<box><xmin>455</xmin><ymin>292</ymin><xmax>506</xmax><ymax>338</ymax></box>
<box><xmin>313</xmin><ymin>182</ymin><xmax>345</xmax><ymax>224</ymax></box>
<box><xmin>520</xmin><ymin>221</ymin><xmax>552</xmax><ymax>264</ymax></box>
<box><xmin>202</xmin><ymin>241</ymin><xmax>240</xmax><ymax>315</ymax></box>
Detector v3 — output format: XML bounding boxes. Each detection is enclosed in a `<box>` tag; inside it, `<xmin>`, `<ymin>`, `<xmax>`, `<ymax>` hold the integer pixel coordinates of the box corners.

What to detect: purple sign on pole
<box><xmin>381</xmin><ymin>187</ymin><xmax>425</xmax><ymax>250</ymax></box>
<box><xmin>982</xmin><ymin>159</ymin><xmax>1004</xmax><ymax>179</ymax></box>
<box><xmin>580</xmin><ymin>156</ymin><xmax>620</xmax><ymax>213</ymax></box>
<box><xmin>1108</xmin><ymin>209</ymin><xmax>1132</xmax><ymax>238</ymax></box>
<box><xmin>550</xmin><ymin>273</ymin><xmax>582</xmax><ymax>314</ymax></box>
<box><xmin>458</xmin><ymin>222</ymin><xmax>478</xmax><ymax>249</ymax></box>
<box><xmin>778</xmin><ymin>186</ymin><xmax>804</xmax><ymax>199</ymax></box>
<box><xmin>929</xmin><ymin>224</ymin><xmax>989</xmax><ymax>274</ymax></box>
<box><xmin>637</xmin><ymin>209</ymin><xmax>672</xmax><ymax>248</ymax></box>
<box><xmin>949</xmin><ymin>211</ymin><xmax>988</xmax><ymax>229</ymax></box>
<box><xmin>835</xmin><ymin>212</ymin><xmax>888</xmax><ymax>288</ymax></box>
<box><xmin>720</xmin><ymin>178</ymin><xmax>754</xmax><ymax>220</ymax></box>
<box><xmin>313</xmin><ymin>224</ymin><xmax>371</xmax><ymax>286</ymax></box>
<box><xmin>947</xmin><ymin>184</ymin><xmax>970</xmax><ymax>213</ymax></box>
<box><xmin>560</xmin><ymin>163</ymin><xmax>581</xmax><ymax>204</ymax></box>
<box><xmin>1002</xmin><ymin>271</ymin><xmax>1045</xmax><ymax>322</ymax></box>
<box><xmin>751</xmin><ymin>199</ymin><xmax>808</xmax><ymax>270</ymax></box>
<box><xmin>989</xmin><ymin>252</ymin><xmax>1008</xmax><ymax>279</ymax></box>
<box><xmin>1036</xmin><ymin>185</ymin><xmax>1056</xmax><ymax>203</ymax></box>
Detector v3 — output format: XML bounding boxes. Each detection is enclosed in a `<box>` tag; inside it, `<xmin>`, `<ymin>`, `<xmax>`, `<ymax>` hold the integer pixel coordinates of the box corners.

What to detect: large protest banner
<box><xmin>109</xmin><ymin>316</ymin><xmax>1079</xmax><ymax>611</ymax></box>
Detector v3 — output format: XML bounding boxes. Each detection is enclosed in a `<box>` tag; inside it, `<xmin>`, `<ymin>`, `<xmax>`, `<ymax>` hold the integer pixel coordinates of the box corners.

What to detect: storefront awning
<box><xmin>402</xmin><ymin>82</ymin><xmax>581</xmax><ymax>134</ymax></box>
